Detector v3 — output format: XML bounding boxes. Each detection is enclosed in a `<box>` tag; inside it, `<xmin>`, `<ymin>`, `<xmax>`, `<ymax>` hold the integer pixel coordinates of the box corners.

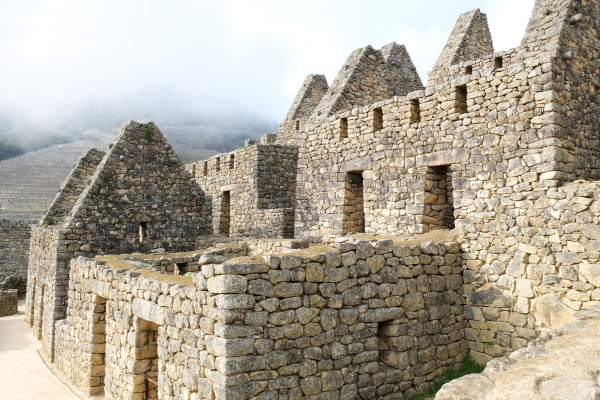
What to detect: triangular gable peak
<box><xmin>310</xmin><ymin>45</ymin><xmax>391</xmax><ymax>120</ymax></box>
<box><xmin>429</xmin><ymin>9</ymin><xmax>493</xmax><ymax>84</ymax></box>
<box><xmin>381</xmin><ymin>42</ymin><xmax>424</xmax><ymax>96</ymax></box>
<box><xmin>518</xmin><ymin>0</ymin><xmax>576</xmax><ymax>60</ymax></box>
<box><xmin>276</xmin><ymin>74</ymin><xmax>328</xmax><ymax>143</ymax></box>
<box><xmin>41</xmin><ymin>148</ymin><xmax>105</xmax><ymax>227</ymax></box>
<box><xmin>65</xmin><ymin>121</ymin><xmax>209</xmax><ymax>253</ymax></box>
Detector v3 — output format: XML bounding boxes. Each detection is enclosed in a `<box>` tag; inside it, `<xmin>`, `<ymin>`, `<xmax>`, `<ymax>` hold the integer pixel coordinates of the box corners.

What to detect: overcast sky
<box><xmin>0</xmin><ymin>0</ymin><xmax>535</xmax><ymax>130</ymax></box>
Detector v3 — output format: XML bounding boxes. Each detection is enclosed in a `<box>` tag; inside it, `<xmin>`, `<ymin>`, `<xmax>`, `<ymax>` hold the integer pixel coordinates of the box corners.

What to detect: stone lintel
<box><xmin>91</xmin><ymin>279</ymin><xmax>111</xmax><ymax>299</ymax></box>
<box><xmin>221</xmin><ymin>184</ymin><xmax>235</xmax><ymax>192</ymax></box>
<box><xmin>132</xmin><ymin>298</ymin><xmax>167</xmax><ymax>325</ymax></box>
<box><xmin>341</xmin><ymin>156</ymin><xmax>373</xmax><ymax>173</ymax></box>
<box><xmin>416</xmin><ymin>149</ymin><xmax>469</xmax><ymax>167</ymax></box>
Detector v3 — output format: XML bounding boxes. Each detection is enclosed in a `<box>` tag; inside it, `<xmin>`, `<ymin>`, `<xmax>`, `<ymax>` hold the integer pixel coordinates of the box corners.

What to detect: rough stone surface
<box><xmin>0</xmin><ymin>219</ymin><xmax>32</xmax><ymax>286</ymax></box>
<box><xmin>0</xmin><ymin>289</ymin><xmax>18</xmax><ymax>317</ymax></box>
<box><xmin>52</xmin><ymin>239</ymin><xmax>465</xmax><ymax>400</ymax></box>
<box><xmin>436</xmin><ymin>308</ymin><xmax>600</xmax><ymax>400</ymax></box>
<box><xmin>25</xmin><ymin>121</ymin><xmax>210</xmax><ymax>361</ymax></box>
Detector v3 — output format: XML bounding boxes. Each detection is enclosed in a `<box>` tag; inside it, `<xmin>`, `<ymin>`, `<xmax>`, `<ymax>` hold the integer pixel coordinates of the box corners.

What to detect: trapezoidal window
<box><xmin>339</xmin><ymin>117</ymin><xmax>348</xmax><ymax>139</ymax></box>
<box><xmin>464</xmin><ymin>65</ymin><xmax>473</xmax><ymax>75</ymax></box>
<box><xmin>191</xmin><ymin>164</ymin><xmax>196</xmax><ymax>177</ymax></box>
<box><xmin>373</xmin><ymin>107</ymin><xmax>383</xmax><ymax>131</ymax></box>
<box><xmin>342</xmin><ymin>172</ymin><xmax>365</xmax><ymax>234</ymax></box>
<box><xmin>410</xmin><ymin>99</ymin><xmax>421</xmax><ymax>124</ymax></box>
<box><xmin>378</xmin><ymin>320</ymin><xmax>395</xmax><ymax>366</ymax></box>
<box><xmin>219</xmin><ymin>191</ymin><xmax>231</xmax><ymax>236</ymax></box>
<box><xmin>203</xmin><ymin>161</ymin><xmax>208</xmax><ymax>176</ymax></box>
<box><xmin>494</xmin><ymin>56</ymin><xmax>503</xmax><ymax>70</ymax></box>
<box><xmin>229</xmin><ymin>154</ymin><xmax>235</xmax><ymax>170</ymax></box>
<box><xmin>296</xmin><ymin>120</ymin><xmax>300</xmax><ymax>131</ymax></box>
<box><xmin>216</xmin><ymin>158</ymin><xmax>221</xmax><ymax>172</ymax></box>
<box><xmin>455</xmin><ymin>85</ymin><xmax>468</xmax><ymax>114</ymax></box>
<box><xmin>139</xmin><ymin>222</ymin><xmax>148</xmax><ymax>242</ymax></box>
<box><xmin>425</xmin><ymin>165</ymin><xmax>455</xmax><ymax>229</ymax></box>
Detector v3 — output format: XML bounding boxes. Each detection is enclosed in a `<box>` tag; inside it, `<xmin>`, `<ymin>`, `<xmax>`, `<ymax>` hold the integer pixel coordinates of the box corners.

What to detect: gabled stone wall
<box><xmin>26</xmin><ymin>121</ymin><xmax>210</xmax><ymax>361</ymax></box>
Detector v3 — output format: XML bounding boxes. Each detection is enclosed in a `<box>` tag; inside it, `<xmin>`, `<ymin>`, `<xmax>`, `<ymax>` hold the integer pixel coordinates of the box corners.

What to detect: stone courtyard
<box><xmin>1</xmin><ymin>0</ymin><xmax>600</xmax><ymax>399</ymax></box>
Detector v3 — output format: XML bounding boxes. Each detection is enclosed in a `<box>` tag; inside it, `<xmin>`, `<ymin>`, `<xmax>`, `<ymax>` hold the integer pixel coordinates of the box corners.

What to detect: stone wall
<box><xmin>188</xmin><ymin>141</ymin><xmax>297</xmax><ymax>238</ymax></box>
<box><xmin>52</xmin><ymin>237</ymin><xmax>465</xmax><ymax>399</ymax></box>
<box><xmin>25</xmin><ymin>226</ymin><xmax>63</xmax><ymax>358</ymax></box>
<box><xmin>463</xmin><ymin>180</ymin><xmax>600</xmax><ymax>362</ymax></box>
<box><xmin>26</xmin><ymin>121</ymin><xmax>211</xmax><ymax>361</ymax></box>
<box><xmin>0</xmin><ymin>218</ymin><xmax>32</xmax><ymax>286</ymax></box>
<box><xmin>0</xmin><ymin>289</ymin><xmax>18</xmax><ymax>317</ymax></box>
<box><xmin>288</xmin><ymin>0</ymin><xmax>600</xmax><ymax>363</ymax></box>
<box><xmin>276</xmin><ymin>74</ymin><xmax>329</xmax><ymax>143</ymax></box>
<box><xmin>54</xmin><ymin>257</ymin><xmax>214</xmax><ymax>399</ymax></box>
<box><xmin>293</xmin><ymin>44</ymin><xmax>543</xmax><ymax>240</ymax></box>
<box><xmin>199</xmin><ymin>238</ymin><xmax>465</xmax><ymax>400</ymax></box>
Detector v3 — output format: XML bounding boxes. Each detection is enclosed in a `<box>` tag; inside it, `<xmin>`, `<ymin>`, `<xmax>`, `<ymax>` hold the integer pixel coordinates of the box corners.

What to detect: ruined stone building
<box><xmin>19</xmin><ymin>0</ymin><xmax>600</xmax><ymax>399</ymax></box>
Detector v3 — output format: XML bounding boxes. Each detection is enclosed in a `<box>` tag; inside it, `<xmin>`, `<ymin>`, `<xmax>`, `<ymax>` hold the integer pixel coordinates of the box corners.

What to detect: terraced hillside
<box><xmin>0</xmin><ymin>130</ymin><xmax>114</xmax><ymax>221</ymax></box>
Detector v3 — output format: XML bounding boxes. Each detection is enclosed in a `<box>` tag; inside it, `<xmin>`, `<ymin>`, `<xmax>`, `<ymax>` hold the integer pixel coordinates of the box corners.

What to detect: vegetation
<box><xmin>146</xmin><ymin>124</ymin><xmax>154</xmax><ymax>141</ymax></box>
<box><xmin>414</xmin><ymin>357</ymin><xmax>485</xmax><ymax>400</ymax></box>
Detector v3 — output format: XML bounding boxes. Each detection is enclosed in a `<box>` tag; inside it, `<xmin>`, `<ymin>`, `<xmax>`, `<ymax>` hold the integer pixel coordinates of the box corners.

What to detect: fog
<box><xmin>0</xmin><ymin>0</ymin><xmax>534</xmax><ymax>140</ymax></box>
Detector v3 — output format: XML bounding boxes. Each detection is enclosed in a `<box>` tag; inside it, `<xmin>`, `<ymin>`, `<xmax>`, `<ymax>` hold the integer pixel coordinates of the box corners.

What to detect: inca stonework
<box><xmin>0</xmin><ymin>218</ymin><xmax>32</xmax><ymax>287</ymax></box>
<box><xmin>18</xmin><ymin>0</ymin><xmax>600</xmax><ymax>399</ymax></box>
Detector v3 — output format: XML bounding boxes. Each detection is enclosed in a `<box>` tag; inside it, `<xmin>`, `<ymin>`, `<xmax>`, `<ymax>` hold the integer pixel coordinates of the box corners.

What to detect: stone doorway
<box><xmin>135</xmin><ymin>319</ymin><xmax>159</xmax><ymax>399</ymax></box>
<box><xmin>219</xmin><ymin>191</ymin><xmax>231</xmax><ymax>236</ymax></box>
<box><xmin>89</xmin><ymin>295</ymin><xmax>107</xmax><ymax>396</ymax></box>
<box><xmin>342</xmin><ymin>172</ymin><xmax>365</xmax><ymax>234</ymax></box>
<box><xmin>425</xmin><ymin>165</ymin><xmax>455</xmax><ymax>229</ymax></box>
<box><xmin>35</xmin><ymin>284</ymin><xmax>44</xmax><ymax>340</ymax></box>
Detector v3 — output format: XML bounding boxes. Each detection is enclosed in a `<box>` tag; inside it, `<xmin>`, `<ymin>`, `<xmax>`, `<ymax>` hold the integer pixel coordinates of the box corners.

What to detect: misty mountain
<box><xmin>0</xmin><ymin>114</ymin><xmax>279</xmax><ymax>163</ymax></box>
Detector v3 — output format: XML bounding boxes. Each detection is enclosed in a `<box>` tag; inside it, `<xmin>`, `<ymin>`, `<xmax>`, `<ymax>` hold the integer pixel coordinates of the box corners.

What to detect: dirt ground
<box><xmin>0</xmin><ymin>301</ymin><xmax>77</xmax><ymax>400</ymax></box>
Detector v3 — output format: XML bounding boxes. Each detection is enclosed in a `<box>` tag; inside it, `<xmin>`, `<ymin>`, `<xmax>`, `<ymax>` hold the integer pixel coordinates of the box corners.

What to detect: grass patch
<box><xmin>414</xmin><ymin>357</ymin><xmax>485</xmax><ymax>400</ymax></box>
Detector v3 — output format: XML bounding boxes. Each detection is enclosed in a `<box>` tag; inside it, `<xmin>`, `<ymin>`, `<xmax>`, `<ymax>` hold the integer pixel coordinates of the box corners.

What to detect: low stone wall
<box><xmin>0</xmin><ymin>218</ymin><xmax>32</xmax><ymax>286</ymax></box>
<box><xmin>52</xmin><ymin>237</ymin><xmax>465</xmax><ymax>400</ymax></box>
<box><xmin>0</xmin><ymin>289</ymin><xmax>18</xmax><ymax>317</ymax></box>
<box><xmin>201</xmin><ymin>238</ymin><xmax>466</xmax><ymax>399</ymax></box>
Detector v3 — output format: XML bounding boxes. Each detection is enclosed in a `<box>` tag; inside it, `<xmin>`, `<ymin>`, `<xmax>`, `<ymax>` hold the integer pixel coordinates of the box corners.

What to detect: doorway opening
<box><xmin>342</xmin><ymin>172</ymin><xmax>365</xmax><ymax>234</ymax></box>
<box><xmin>89</xmin><ymin>296</ymin><xmax>107</xmax><ymax>396</ymax></box>
<box><xmin>219</xmin><ymin>191</ymin><xmax>231</xmax><ymax>236</ymax></box>
<box><xmin>135</xmin><ymin>319</ymin><xmax>159</xmax><ymax>400</ymax></box>
<box><xmin>425</xmin><ymin>165</ymin><xmax>455</xmax><ymax>229</ymax></box>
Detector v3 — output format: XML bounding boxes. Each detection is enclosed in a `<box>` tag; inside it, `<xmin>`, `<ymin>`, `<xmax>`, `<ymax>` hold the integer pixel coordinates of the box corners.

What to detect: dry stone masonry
<box><xmin>187</xmin><ymin>137</ymin><xmax>297</xmax><ymax>239</ymax></box>
<box><xmin>0</xmin><ymin>289</ymin><xmax>18</xmax><ymax>317</ymax></box>
<box><xmin>19</xmin><ymin>0</ymin><xmax>600</xmax><ymax>399</ymax></box>
<box><xmin>0</xmin><ymin>218</ymin><xmax>32</xmax><ymax>287</ymax></box>
<box><xmin>53</xmin><ymin>237</ymin><xmax>465</xmax><ymax>400</ymax></box>
<box><xmin>25</xmin><ymin>121</ymin><xmax>210</xmax><ymax>362</ymax></box>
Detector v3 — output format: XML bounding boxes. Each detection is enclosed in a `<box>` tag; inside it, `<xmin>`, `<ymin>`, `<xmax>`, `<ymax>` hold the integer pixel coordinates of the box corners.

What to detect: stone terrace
<box><xmin>0</xmin><ymin>130</ymin><xmax>113</xmax><ymax>221</ymax></box>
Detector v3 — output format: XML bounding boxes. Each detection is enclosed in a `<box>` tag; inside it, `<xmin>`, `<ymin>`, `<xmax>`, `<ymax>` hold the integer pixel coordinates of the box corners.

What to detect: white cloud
<box><xmin>0</xmin><ymin>0</ymin><xmax>539</xmax><ymax>129</ymax></box>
